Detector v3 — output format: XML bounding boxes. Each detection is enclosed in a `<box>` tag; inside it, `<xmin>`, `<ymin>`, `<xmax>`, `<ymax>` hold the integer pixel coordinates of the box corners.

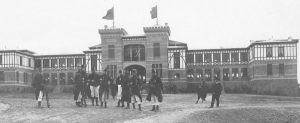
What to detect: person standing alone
<box><xmin>147</xmin><ymin>71</ymin><xmax>163</xmax><ymax>111</ymax></box>
<box><xmin>32</xmin><ymin>69</ymin><xmax>50</xmax><ymax>108</ymax></box>
<box><xmin>210</xmin><ymin>80</ymin><xmax>223</xmax><ymax>108</ymax></box>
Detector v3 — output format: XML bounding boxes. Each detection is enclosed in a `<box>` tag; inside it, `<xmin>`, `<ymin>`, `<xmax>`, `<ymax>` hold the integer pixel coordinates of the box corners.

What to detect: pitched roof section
<box><xmin>168</xmin><ymin>40</ymin><xmax>187</xmax><ymax>46</ymax></box>
<box><xmin>89</xmin><ymin>44</ymin><xmax>102</xmax><ymax>50</ymax></box>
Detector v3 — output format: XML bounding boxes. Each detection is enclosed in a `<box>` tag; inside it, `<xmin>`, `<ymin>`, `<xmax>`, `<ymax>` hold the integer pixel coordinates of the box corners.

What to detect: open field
<box><xmin>1</xmin><ymin>93</ymin><xmax>300</xmax><ymax>123</ymax></box>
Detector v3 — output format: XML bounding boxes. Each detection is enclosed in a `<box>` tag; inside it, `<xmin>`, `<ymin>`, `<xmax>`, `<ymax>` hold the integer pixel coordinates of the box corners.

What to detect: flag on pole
<box><xmin>150</xmin><ymin>6</ymin><xmax>157</xmax><ymax>19</ymax></box>
<box><xmin>103</xmin><ymin>7</ymin><xmax>114</xmax><ymax>20</ymax></box>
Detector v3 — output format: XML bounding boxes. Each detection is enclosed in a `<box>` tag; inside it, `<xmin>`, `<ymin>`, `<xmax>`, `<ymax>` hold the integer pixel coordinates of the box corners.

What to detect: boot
<box><xmin>101</xmin><ymin>102</ymin><xmax>103</xmax><ymax>107</ymax></box>
<box><xmin>104</xmin><ymin>102</ymin><xmax>107</xmax><ymax>108</ymax></box>
<box><xmin>121</xmin><ymin>101</ymin><xmax>125</xmax><ymax>107</ymax></box>
<box><xmin>117</xmin><ymin>100</ymin><xmax>120</xmax><ymax>107</ymax></box>
<box><xmin>138</xmin><ymin>104</ymin><xmax>141</xmax><ymax>111</ymax></box>
<box><xmin>38</xmin><ymin>101</ymin><xmax>41</xmax><ymax>108</ymax></box>
<box><xmin>132</xmin><ymin>103</ymin><xmax>135</xmax><ymax>109</ymax></box>
<box><xmin>150</xmin><ymin>105</ymin><xmax>155</xmax><ymax>111</ymax></box>
<box><xmin>91</xmin><ymin>98</ymin><xmax>94</xmax><ymax>106</ymax></box>
<box><xmin>95</xmin><ymin>98</ymin><xmax>99</xmax><ymax>106</ymax></box>
<box><xmin>156</xmin><ymin>105</ymin><xmax>159</xmax><ymax>111</ymax></box>
<box><xmin>125</xmin><ymin>102</ymin><xmax>130</xmax><ymax>109</ymax></box>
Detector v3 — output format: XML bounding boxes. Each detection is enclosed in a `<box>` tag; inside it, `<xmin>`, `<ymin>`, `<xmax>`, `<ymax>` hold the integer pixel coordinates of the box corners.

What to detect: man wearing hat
<box><xmin>99</xmin><ymin>67</ymin><xmax>112</xmax><ymax>108</ymax></box>
<box><xmin>122</xmin><ymin>70</ymin><xmax>132</xmax><ymax>109</ymax></box>
<box><xmin>73</xmin><ymin>65</ymin><xmax>88</xmax><ymax>107</ymax></box>
<box><xmin>147</xmin><ymin>70</ymin><xmax>163</xmax><ymax>111</ymax></box>
<box><xmin>129</xmin><ymin>69</ymin><xmax>142</xmax><ymax>111</ymax></box>
<box><xmin>88</xmin><ymin>69</ymin><xmax>100</xmax><ymax>106</ymax></box>
<box><xmin>32</xmin><ymin>69</ymin><xmax>50</xmax><ymax>108</ymax></box>
<box><xmin>210</xmin><ymin>80</ymin><xmax>223</xmax><ymax>108</ymax></box>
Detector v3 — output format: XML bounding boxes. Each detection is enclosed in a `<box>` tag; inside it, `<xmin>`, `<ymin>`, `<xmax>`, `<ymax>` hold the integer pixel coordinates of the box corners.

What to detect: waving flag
<box><xmin>150</xmin><ymin>6</ymin><xmax>157</xmax><ymax>19</ymax></box>
<box><xmin>103</xmin><ymin>7</ymin><xmax>114</xmax><ymax>20</ymax></box>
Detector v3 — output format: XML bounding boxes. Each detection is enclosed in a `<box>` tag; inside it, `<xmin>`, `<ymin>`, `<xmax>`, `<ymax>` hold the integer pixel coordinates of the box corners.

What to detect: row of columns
<box><xmin>192</xmin><ymin>52</ymin><xmax>243</xmax><ymax>64</ymax></box>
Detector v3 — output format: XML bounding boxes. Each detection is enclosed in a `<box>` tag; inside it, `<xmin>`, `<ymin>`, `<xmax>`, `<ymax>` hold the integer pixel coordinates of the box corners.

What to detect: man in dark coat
<box><xmin>116</xmin><ymin>70</ymin><xmax>125</xmax><ymax>107</ymax></box>
<box><xmin>99</xmin><ymin>68</ymin><xmax>112</xmax><ymax>108</ymax></box>
<box><xmin>129</xmin><ymin>69</ymin><xmax>142</xmax><ymax>111</ymax></box>
<box><xmin>122</xmin><ymin>70</ymin><xmax>131</xmax><ymax>109</ymax></box>
<box><xmin>146</xmin><ymin>71</ymin><xmax>163</xmax><ymax>111</ymax></box>
<box><xmin>73</xmin><ymin>66</ymin><xmax>88</xmax><ymax>107</ymax></box>
<box><xmin>88</xmin><ymin>70</ymin><xmax>100</xmax><ymax>106</ymax></box>
<box><xmin>196</xmin><ymin>79</ymin><xmax>208</xmax><ymax>104</ymax></box>
<box><xmin>32</xmin><ymin>69</ymin><xmax>50</xmax><ymax>108</ymax></box>
<box><xmin>210</xmin><ymin>80</ymin><xmax>223</xmax><ymax>108</ymax></box>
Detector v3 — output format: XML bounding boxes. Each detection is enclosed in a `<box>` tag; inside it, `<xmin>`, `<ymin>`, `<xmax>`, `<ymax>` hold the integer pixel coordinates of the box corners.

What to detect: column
<box><xmin>220</xmin><ymin>68</ymin><xmax>223</xmax><ymax>81</ymax></box>
<box><xmin>202</xmin><ymin>53</ymin><xmax>204</xmax><ymax>65</ymax></box>
<box><xmin>41</xmin><ymin>59</ymin><xmax>43</xmax><ymax>71</ymax></box>
<box><xmin>193</xmin><ymin>53</ymin><xmax>195</xmax><ymax>65</ymax></box>
<box><xmin>220</xmin><ymin>53</ymin><xmax>223</xmax><ymax>65</ymax></box>
<box><xmin>211</xmin><ymin>53</ymin><xmax>214</xmax><ymax>65</ymax></box>
<box><xmin>238</xmin><ymin>52</ymin><xmax>241</xmax><ymax>64</ymax></box>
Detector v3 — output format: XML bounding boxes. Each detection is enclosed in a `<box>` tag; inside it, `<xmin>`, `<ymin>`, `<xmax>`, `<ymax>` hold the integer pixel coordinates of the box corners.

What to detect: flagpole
<box><xmin>156</xmin><ymin>5</ymin><xmax>159</xmax><ymax>25</ymax></box>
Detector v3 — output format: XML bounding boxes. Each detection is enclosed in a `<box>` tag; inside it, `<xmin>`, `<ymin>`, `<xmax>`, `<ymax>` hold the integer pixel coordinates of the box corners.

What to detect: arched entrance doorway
<box><xmin>125</xmin><ymin>65</ymin><xmax>146</xmax><ymax>83</ymax></box>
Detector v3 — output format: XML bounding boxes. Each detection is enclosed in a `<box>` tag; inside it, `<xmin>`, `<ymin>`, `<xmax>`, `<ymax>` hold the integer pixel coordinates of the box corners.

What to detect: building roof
<box><xmin>89</xmin><ymin>44</ymin><xmax>102</xmax><ymax>50</ymax></box>
<box><xmin>248</xmin><ymin>38</ymin><xmax>298</xmax><ymax>47</ymax></box>
<box><xmin>168</xmin><ymin>40</ymin><xmax>187</xmax><ymax>46</ymax></box>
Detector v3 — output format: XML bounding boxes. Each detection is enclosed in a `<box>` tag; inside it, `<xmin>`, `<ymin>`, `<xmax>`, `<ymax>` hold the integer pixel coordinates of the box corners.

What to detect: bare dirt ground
<box><xmin>1</xmin><ymin>93</ymin><xmax>300</xmax><ymax>123</ymax></box>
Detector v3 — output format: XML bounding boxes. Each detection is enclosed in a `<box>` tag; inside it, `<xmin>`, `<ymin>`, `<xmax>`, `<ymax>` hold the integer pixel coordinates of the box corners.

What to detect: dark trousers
<box><xmin>210</xmin><ymin>94</ymin><xmax>220</xmax><ymax>107</ymax></box>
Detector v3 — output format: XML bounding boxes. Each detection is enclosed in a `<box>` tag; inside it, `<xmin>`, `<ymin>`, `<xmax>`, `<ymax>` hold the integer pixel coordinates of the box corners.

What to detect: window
<box><xmin>279</xmin><ymin>64</ymin><xmax>284</xmax><ymax>75</ymax></box>
<box><xmin>16</xmin><ymin>71</ymin><xmax>19</xmax><ymax>83</ymax></box>
<box><xmin>59</xmin><ymin>59</ymin><xmax>66</xmax><ymax>68</ymax></box>
<box><xmin>108</xmin><ymin>45</ymin><xmax>115</xmax><ymax>59</ymax></box>
<box><xmin>214</xmin><ymin>68</ymin><xmax>220</xmax><ymax>81</ymax></box>
<box><xmin>67</xmin><ymin>58</ymin><xmax>74</xmax><ymax>68</ymax></box>
<box><xmin>51</xmin><ymin>73</ymin><xmax>58</xmax><ymax>85</ymax></box>
<box><xmin>266</xmin><ymin>47</ymin><xmax>272</xmax><ymax>57</ymax></box>
<box><xmin>213</xmin><ymin>53</ymin><xmax>221</xmax><ymax>63</ymax></box>
<box><xmin>195</xmin><ymin>69</ymin><xmax>203</xmax><ymax>80</ymax></box>
<box><xmin>186</xmin><ymin>54</ymin><xmax>194</xmax><ymax>63</ymax></box>
<box><xmin>153</xmin><ymin>43</ymin><xmax>160</xmax><ymax>58</ymax></box>
<box><xmin>34</xmin><ymin>59</ymin><xmax>41</xmax><ymax>69</ymax></box>
<box><xmin>0</xmin><ymin>55</ymin><xmax>2</xmax><ymax>65</ymax></box>
<box><xmin>23</xmin><ymin>72</ymin><xmax>28</xmax><ymax>83</ymax></box>
<box><xmin>174</xmin><ymin>73</ymin><xmax>180</xmax><ymax>79</ymax></box>
<box><xmin>152</xmin><ymin>64</ymin><xmax>162</xmax><ymax>77</ymax></box>
<box><xmin>59</xmin><ymin>73</ymin><xmax>66</xmax><ymax>85</ymax></box>
<box><xmin>222</xmin><ymin>53</ymin><xmax>230</xmax><ymax>62</ymax></box>
<box><xmin>75</xmin><ymin>58</ymin><xmax>82</xmax><ymax>67</ymax></box>
<box><xmin>43</xmin><ymin>73</ymin><xmax>50</xmax><ymax>84</ymax></box>
<box><xmin>232</xmin><ymin>68</ymin><xmax>239</xmax><ymax>79</ymax></box>
<box><xmin>223</xmin><ymin>68</ymin><xmax>229</xmax><ymax>81</ymax></box>
<box><xmin>20</xmin><ymin>56</ymin><xmax>23</xmax><ymax>66</ymax></box>
<box><xmin>204</xmin><ymin>53</ymin><xmax>211</xmax><ymax>63</ymax></box>
<box><xmin>231</xmin><ymin>53</ymin><xmax>239</xmax><ymax>62</ymax></box>
<box><xmin>173</xmin><ymin>52</ymin><xmax>180</xmax><ymax>69</ymax></box>
<box><xmin>42</xmin><ymin>59</ymin><xmax>49</xmax><ymax>68</ymax></box>
<box><xmin>241</xmin><ymin>68</ymin><xmax>248</xmax><ymax>78</ymax></box>
<box><xmin>67</xmin><ymin>72</ymin><xmax>74</xmax><ymax>85</ymax></box>
<box><xmin>0</xmin><ymin>71</ymin><xmax>4</xmax><ymax>82</ymax></box>
<box><xmin>51</xmin><ymin>59</ymin><xmax>58</xmax><ymax>68</ymax></box>
<box><xmin>278</xmin><ymin>47</ymin><xmax>284</xmax><ymax>57</ymax></box>
<box><xmin>240</xmin><ymin>52</ymin><xmax>248</xmax><ymax>62</ymax></box>
<box><xmin>28</xmin><ymin>58</ymin><xmax>31</xmax><ymax>67</ymax></box>
<box><xmin>187</xmin><ymin>69</ymin><xmax>194</xmax><ymax>81</ymax></box>
<box><xmin>267</xmin><ymin>64</ymin><xmax>272</xmax><ymax>75</ymax></box>
<box><xmin>204</xmin><ymin>69</ymin><xmax>212</xmax><ymax>81</ymax></box>
<box><xmin>91</xmin><ymin>55</ymin><xmax>97</xmax><ymax>71</ymax></box>
<box><xmin>195</xmin><ymin>54</ymin><xmax>203</xmax><ymax>63</ymax></box>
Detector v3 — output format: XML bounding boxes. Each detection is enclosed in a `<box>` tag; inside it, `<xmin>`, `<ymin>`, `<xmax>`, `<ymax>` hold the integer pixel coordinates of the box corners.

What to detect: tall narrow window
<box><xmin>28</xmin><ymin>58</ymin><xmax>31</xmax><ymax>67</ymax></box>
<box><xmin>91</xmin><ymin>55</ymin><xmax>97</xmax><ymax>71</ymax></box>
<box><xmin>0</xmin><ymin>55</ymin><xmax>3</xmax><ymax>65</ymax></box>
<box><xmin>0</xmin><ymin>71</ymin><xmax>4</xmax><ymax>82</ymax></box>
<box><xmin>51</xmin><ymin>59</ymin><xmax>58</xmax><ymax>68</ymax></box>
<box><xmin>20</xmin><ymin>56</ymin><xmax>23</xmax><ymax>66</ymax></box>
<box><xmin>204</xmin><ymin>69</ymin><xmax>212</xmax><ymax>81</ymax></box>
<box><xmin>152</xmin><ymin>64</ymin><xmax>162</xmax><ymax>77</ymax></box>
<box><xmin>16</xmin><ymin>71</ymin><xmax>19</xmax><ymax>83</ymax></box>
<box><xmin>108</xmin><ymin>45</ymin><xmax>115</xmax><ymax>59</ymax></box>
<box><xmin>59</xmin><ymin>59</ymin><xmax>66</xmax><ymax>68</ymax></box>
<box><xmin>204</xmin><ymin>53</ymin><xmax>211</xmax><ymax>63</ymax></box>
<box><xmin>279</xmin><ymin>64</ymin><xmax>284</xmax><ymax>75</ymax></box>
<box><xmin>75</xmin><ymin>58</ymin><xmax>82</xmax><ymax>67</ymax></box>
<box><xmin>213</xmin><ymin>53</ymin><xmax>221</xmax><ymax>63</ymax></box>
<box><xmin>67</xmin><ymin>58</ymin><xmax>74</xmax><ymax>68</ymax></box>
<box><xmin>223</xmin><ymin>68</ymin><xmax>229</xmax><ymax>81</ymax></box>
<box><xmin>266</xmin><ymin>47</ymin><xmax>273</xmax><ymax>57</ymax></box>
<box><xmin>34</xmin><ymin>59</ymin><xmax>41</xmax><ymax>69</ymax></box>
<box><xmin>222</xmin><ymin>53</ymin><xmax>230</xmax><ymax>62</ymax></box>
<box><xmin>267</xmin><ymin>64</ymin><xmax>272</xmax><ymax>75</ymax></box>
<box><xmin>187</xmin><ymin>69</ymin><xmax>194</xmax><ymax>81</ymax></box>
<box><xmin>153</xmin><ymin>43</ymin><xmax>160</xmax><ymax>58</ymax></box>
<box><xmin>195</xmin><ymin>54</ymin><xmax>203</xmax><ymax>63</ymax></box>
<box><xmin>173</xmin><ymin>52</ymin><xmax>180</xmax><ymax>69</ymax></box>
<box><xmin>186</xmin><ymin>54</ymin><xmax>194</xmax><ymax>63</ymax></box>
<box><xmin>278</xmin><ymin>47</ymin><xmax>284</xmax><ymax>57</ymax></box>
<box><xmin>231</xmin><ymin>53</ymin><xmax>239</xmax><ymax>62</ymax></box>
<box><xmin>240</xmin><ymin>52</ymin><xmax>248</xmax><ymax>62</ymax></box>
<box><xmin>43</xmin><ymin>59</ymin><xmax>50</xmax><ymax>68</ymax></box>
<box><xmin>241</xmin><ymin>68</ymin><xmax>248</xmax><ymax>78</ymax></box>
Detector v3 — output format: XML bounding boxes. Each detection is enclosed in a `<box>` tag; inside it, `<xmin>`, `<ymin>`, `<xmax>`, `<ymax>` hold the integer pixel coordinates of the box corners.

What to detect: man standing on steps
<box><xmin>88</xmin><ymin>69</ymin><xmax>100</xmax><ymax>106</ymax></box>
<box><xmin>99</xmin><ymin>68</ymin><xmax>112</xmax><ymax>108</ymax></box>
<box><xmin>147</xmin><ymin>71</ymin><xmax>163</xmax><ymax>111</ymax></box>
<box><xmin>116</xmin><ymin>70</ymin><xmax>125</xmax><ymax>107</ymax></box>
<box><xmin>129</xmin><ymin>69</ymin><xmax>142</xmax><ymax>111</ymax></box>
<box><xmin>210</xmin><ymin>80</ymin><xmax>223</xmax><ymax>108</ymax></box>
<box><xmin>32</xmin><ymin>69</ymin><xmax>50</xmax><ymax>108</ymax></box>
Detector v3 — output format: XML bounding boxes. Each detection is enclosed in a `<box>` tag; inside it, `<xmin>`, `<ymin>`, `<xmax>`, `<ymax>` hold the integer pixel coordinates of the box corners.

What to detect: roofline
<box><xmin>188</xmin><ymin>47</ymin><xmax>248</xmax><ymax>52</ymax></box>
<box><xmin>0</xmin><ymin>50</ymin><xmax>35</xmax><ymax>57</ymax></box>
<box><xmin>35</xmin><ymin>54</ymin><xmax>84</xmax><ymax>57</ymax></box>
<box><xmin>247</xmin><ymin>39</ymin><xmax>298</xmax><ymax>48</ymax></box>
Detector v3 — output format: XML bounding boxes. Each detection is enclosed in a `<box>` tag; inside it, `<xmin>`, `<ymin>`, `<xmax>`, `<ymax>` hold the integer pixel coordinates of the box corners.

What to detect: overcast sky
<box><xmin>0</xmin><ymin>0</ymin><xmax>299</xmax><ymax>79</ymax></box>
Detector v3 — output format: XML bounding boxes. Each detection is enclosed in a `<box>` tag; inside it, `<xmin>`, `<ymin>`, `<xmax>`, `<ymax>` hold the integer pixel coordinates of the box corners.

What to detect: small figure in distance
<box><xmin>195</xmin><ymin>79</ymin><xmax>208</xmax><ymax>104</ymax></box>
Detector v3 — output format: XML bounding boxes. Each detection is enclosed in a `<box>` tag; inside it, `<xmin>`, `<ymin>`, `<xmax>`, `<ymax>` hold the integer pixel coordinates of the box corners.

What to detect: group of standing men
<box><xmin>73</xmin><ymin>66</ymin><xmax>164</xmax><ymax>111</ymax></box>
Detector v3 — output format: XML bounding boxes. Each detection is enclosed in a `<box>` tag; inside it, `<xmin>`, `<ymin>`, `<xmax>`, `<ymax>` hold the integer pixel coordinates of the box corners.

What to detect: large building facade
<box><xmin>0</xmin><ymin>24</ymin><xmax>298</xmax><ymax>96</ymax></box>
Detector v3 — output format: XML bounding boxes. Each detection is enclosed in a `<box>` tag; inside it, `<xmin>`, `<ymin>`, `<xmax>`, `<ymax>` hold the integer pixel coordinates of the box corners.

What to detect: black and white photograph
<box><xmin>0</xmin><ymin>0</ymin><xmax>300</xmax><ymax>123</ymax></box>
